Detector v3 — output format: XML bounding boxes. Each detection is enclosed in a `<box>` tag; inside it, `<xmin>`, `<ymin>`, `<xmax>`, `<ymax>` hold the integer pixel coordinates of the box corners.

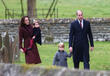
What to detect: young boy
<box><xmin>53</xmin><ymin>42</ymin><xmax>72</xmax><ymax>67</ymax></box>
<box><xmin>22</xmin><ymin>20</ymin><xmax>42</xmax><ymax>53</ymax></box>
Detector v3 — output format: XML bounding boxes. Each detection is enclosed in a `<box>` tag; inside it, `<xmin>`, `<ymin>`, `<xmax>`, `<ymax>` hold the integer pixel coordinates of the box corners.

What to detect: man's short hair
<box><xmin>76</xmin><ymin>10</ymin><xmax>83</xmax><ymax>15</ymax></box>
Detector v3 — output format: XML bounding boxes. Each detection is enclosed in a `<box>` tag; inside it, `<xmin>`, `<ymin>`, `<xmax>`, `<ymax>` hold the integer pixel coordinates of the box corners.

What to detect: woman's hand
<box><xmin>20</xmin><ymin>48</ymin><xmax>24</xmax><ymax>53</ymax></box>
<box><xmin>32</xmin><ymin>36</ymin><xmax>35</xmax><ymax>39</ymax></box>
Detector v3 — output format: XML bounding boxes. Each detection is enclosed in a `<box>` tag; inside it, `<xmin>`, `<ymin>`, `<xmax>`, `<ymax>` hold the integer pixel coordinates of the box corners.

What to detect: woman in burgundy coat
<box><xmin>19</xmin><ymin>16</ymin><xmax>41</xmax><ymax>64</ymax></box>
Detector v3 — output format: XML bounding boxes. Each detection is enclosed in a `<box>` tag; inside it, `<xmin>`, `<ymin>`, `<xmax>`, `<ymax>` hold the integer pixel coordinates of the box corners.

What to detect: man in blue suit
<box><xmin>69</xmin><ymin>10</ymin><xmax>94</xmax><ymax>69</ymax></box>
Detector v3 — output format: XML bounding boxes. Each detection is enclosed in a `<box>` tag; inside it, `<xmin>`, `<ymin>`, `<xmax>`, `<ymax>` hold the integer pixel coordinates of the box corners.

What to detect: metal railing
<box><xmin>5</xmin><ymin>8</ymin><xmax>59</xmax><ymax>19</ymax></box>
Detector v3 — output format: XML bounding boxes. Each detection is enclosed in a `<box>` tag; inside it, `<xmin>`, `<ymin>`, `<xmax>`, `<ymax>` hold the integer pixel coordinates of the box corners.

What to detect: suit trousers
<box><xmin>73</xmin><ymin>56</ymin><xmax>90</xmax><ymax>69</ymax></box>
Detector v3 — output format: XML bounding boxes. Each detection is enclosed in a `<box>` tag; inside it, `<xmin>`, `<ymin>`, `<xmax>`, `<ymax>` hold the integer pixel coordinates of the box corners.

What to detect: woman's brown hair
<box><xmin>20</xmin><ymin>16</ymin><xmax>30</xmax><ymax>27</ymax></box>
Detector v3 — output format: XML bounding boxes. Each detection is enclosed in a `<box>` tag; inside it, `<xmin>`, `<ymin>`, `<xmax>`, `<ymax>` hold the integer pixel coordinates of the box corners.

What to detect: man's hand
<box><xmin>69</xmin><ymin>47</ymin><xmax>73</xmax><ymax>52</ymax></box>
<box><xmin>90</xmin><ymin>47</ymin><xmax>94</xmax><ymax>51</ymax></box>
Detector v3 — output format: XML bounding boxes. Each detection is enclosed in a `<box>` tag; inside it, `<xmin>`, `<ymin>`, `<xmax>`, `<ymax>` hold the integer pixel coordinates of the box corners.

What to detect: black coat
<box><xmin>33</xmin><ymin>27</ymin><xmax>42</xmax><ymax>45</ymax></box>
<box><xmin>69</xmin><ymin>19</ymin><xmax>94</xmax><ymax>62</ymax></box>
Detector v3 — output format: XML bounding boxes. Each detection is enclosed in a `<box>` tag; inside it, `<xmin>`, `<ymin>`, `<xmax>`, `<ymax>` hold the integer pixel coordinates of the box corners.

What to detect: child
<box><xmin>22</xmin><ymin>20</ymin><xmax>42</xmax><ymax>53</ymax></box>
<box><xmin>27</xmin><ymin>20</ymin><xmax>42</xmax><ymax>50</ymax></box>
<box><xmin>53</xmin><ymin>42</ymin><xmax>72</xmax><ymax>67</ymax></box>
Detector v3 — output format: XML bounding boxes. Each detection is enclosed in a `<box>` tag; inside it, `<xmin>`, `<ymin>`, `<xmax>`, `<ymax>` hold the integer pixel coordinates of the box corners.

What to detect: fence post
<box><xmin>12</xmin><ymin>35</ymin><xmax>20</xmax><ymax>62</ymax></box>
<box><xmin>3</xmin><ymin>32</ymin><xmax>12</xmax><ymax>63</ymax></box>
<box><xmin>5</xmin><ymin>9</ymin><xmax>7</xmax><ymax>19</ymax></box>
<box><xmin>42</xmin><ymin>8</ymin><xmax>43</xmax><ymax>18</ymax></box>
<box><xmin>54</xmin><ymin>8</ymin><xmax>55</xmax><ymax>18</ymax></box>
<box><xmin>0</xmin><ymin>34</ymin><xmax>3</xmax><ymax>63</ymax></box>
<box><xmin>13</xmin><ymin>9</ymin><xmax>14</xmax><ymax>19</ymax></box>
<box><xmin>0</xmin><ymin>46</ymin><xmax>9</xmax><ymax>63</ymax></box>
<box><xmin>57</xmin><ymin>8</ymin><xmax>58</xmax><ymax>18</ymax></box>
<box><xmin>0</xmin><ymin>34</ymin><xmax>2</xmax><ymax>48</ymax></box>
<box><xmin>0</xmin><ymin>31</ymin><xmax>10</xmax><ymax>63</ymax></box>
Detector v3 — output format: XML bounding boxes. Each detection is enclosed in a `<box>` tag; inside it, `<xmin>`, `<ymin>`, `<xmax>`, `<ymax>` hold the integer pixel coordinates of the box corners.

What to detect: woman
<box><xmin>19</xmin><ymin>16</ymin><xmax>41</xmax><ymax>64</ymax></box>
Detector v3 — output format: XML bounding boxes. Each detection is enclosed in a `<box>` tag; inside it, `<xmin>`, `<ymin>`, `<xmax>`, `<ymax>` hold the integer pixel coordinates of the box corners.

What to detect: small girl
<box><xmin>53</xmin><ymin>42</ymin><xmax>72</xmax><ymax>67</ymax></box>
<box><xmin>27</xmin><ymin>20</ymin><xmax>42</xmax><ymax>50</ymax></box>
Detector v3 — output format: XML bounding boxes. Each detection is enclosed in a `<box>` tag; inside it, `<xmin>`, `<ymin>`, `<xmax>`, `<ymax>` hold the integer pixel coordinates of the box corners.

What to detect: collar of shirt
<box><xmin>78</xmin><ymin>19</ymin><xmax>83</xmax><ymax>28</ymax></box>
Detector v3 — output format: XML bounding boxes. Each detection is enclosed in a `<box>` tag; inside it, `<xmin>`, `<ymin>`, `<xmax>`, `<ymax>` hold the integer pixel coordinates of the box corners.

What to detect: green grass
<box><xmin>1</xmin><ymin>0</ymin><xmax>110</xmax><ymax>19</ymax></box>
<box><xmin>17</xmin><ymin>41</ymin><xmax>110</xmax><ymax>70</ymax></box>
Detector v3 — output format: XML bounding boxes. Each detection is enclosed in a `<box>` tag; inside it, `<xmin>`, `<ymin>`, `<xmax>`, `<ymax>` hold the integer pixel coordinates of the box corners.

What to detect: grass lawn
<box><xmin>1</xmin><ymin>0</ymin><xmax>110</xmax><ymax>18</ymax></box>
<box><xmin>17</xmin><ymin>41</ymin><xmax>110</xmax><ymax>70</ymax></box>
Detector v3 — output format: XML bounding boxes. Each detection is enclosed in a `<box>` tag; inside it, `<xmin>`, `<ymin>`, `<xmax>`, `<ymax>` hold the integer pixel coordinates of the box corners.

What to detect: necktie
<box><xmin>80</xmin><ymin>21</ymin><xmax>82</xmax><ymax>28</ymax></box>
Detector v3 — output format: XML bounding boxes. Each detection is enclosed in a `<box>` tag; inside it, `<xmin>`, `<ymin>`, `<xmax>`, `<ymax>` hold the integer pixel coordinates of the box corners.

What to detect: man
<box><xmin>69</xmin><ymin>10</ymin><xmax>94</xmax><ymax>69</ymax></box>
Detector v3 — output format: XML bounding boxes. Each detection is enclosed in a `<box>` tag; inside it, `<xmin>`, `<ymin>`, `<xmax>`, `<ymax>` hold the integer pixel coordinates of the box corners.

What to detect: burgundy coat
<box><xmin>19</xmin><ymin>25</ymin><xmax>41</xmax><ymax>64</ymax></box>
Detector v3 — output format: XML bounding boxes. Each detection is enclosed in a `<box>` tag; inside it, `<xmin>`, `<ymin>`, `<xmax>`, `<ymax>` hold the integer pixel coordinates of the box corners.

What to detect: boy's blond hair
<box><xmin>58</xmin><ymin>42</ymin><xmax>64</xmax><ymax>48</ymax></box>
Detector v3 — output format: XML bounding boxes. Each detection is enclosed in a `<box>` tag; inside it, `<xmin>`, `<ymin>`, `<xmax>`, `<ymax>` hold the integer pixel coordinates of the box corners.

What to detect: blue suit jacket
<box><xmin>69</xmin><ymin>19</ymin><xmax>94</xmax><ymax>62</ymax></box>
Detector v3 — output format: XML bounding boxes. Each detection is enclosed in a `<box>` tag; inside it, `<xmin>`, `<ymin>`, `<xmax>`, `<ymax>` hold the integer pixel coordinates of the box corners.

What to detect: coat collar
<box><xmin>58</xmin><ymin>50</ymin><xmax>64</xmax><ymax>52</ymax></box>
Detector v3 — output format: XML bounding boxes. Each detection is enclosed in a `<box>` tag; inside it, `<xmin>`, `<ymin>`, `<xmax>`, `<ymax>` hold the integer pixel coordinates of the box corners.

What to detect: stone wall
<box><xmin>0</xmin><ymin>63</ymin><xmax>110</xmax><ymax>76</ymax></box>
<box><xmin>0</xmin><ymin>18</ymin><xmax>110</xmax><ymax>43</ymax></box>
